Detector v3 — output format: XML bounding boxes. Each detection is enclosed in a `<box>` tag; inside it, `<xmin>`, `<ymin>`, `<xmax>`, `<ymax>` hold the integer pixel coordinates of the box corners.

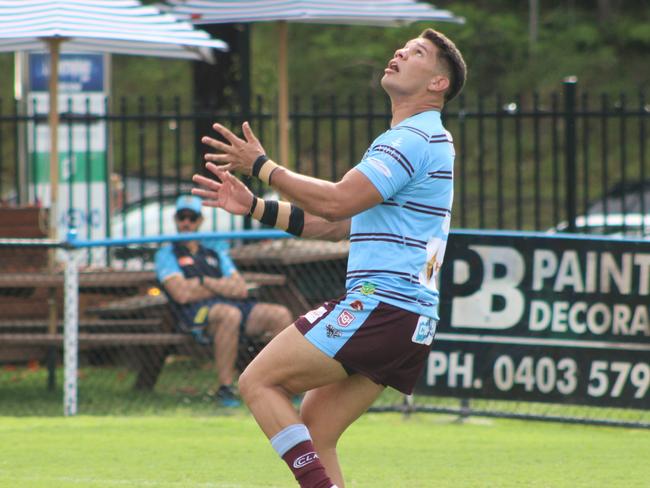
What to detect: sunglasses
<box><xmin>175</xmin><ymin>212</ymin><xmax>200</xmax><ymax>223</ymax></box>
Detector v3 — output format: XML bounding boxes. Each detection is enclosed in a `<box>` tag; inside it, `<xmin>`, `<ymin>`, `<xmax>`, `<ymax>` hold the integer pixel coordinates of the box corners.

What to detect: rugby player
<box><xmin>193</xmin><ymin>29</ymin><xmax>466</xmax><ymax>488</ymax></box>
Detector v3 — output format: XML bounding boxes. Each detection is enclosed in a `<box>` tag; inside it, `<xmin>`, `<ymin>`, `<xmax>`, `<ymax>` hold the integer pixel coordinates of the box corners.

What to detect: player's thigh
<box><xmin>244</xmin><ymin>302</ymin><xmax>290</xmax><ymax>336</ymax></box>
<box><xmin>300</xmin><ymin>374</ymin><xmax>385</xmax><ymax>445</ymax></box>
<box><xmin>240</xmin><ymin>324</ymin><xmax>348</xmax><ymax>395</ymax></box>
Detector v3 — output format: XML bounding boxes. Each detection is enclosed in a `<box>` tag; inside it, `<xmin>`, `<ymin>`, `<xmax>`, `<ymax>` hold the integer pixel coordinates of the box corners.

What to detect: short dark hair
<box><xmin>420</xmin><ymin>29</ymin><xmax>467</xmax><ymax>103</ymax></box>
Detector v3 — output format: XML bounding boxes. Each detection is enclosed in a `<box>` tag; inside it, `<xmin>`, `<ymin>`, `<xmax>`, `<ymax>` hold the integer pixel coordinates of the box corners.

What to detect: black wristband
<box><xmin>248</xmin><ymin>197</ymin><xmax>259</xmax><ymax>216</ymax></box>
<box><xmin>287</xmin><ymin>205</ymin><xmax>305</xmax><ymax>236</ymax></box>
<box><xmin>259</xmin><ymin>200</ymin><xmax>279</xmax><ymax>227</ymax></box>
<box><xmin>251</xmin><ymin>154</ymin><xmax>269</xmax><ymax>177</ymax></box>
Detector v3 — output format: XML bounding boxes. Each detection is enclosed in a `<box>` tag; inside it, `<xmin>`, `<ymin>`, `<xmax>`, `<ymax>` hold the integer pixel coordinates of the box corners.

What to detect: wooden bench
<box><xmin>0</xmin><ymin>206</ymin><xmax>50</xmax><ymax>272</ymax></box>
<box><xmin>0</xmin><ymin>270</ymin><xmax>286</xmax><ymax>390</ymax></box>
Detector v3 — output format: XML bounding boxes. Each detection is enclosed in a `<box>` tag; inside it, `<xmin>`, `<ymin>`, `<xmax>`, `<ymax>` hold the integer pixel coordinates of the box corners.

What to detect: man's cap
<box><xmin>175</xmin><ymin>195</ymin><xmax>202</xmax><ymax>215</ymax></box>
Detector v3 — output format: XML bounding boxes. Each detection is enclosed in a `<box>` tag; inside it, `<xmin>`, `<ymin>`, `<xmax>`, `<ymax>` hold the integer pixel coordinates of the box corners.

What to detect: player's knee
<box><xmin>237</xmin><ymin>366</ymin><xmax>258</xmax><ymax>404</ymax></box>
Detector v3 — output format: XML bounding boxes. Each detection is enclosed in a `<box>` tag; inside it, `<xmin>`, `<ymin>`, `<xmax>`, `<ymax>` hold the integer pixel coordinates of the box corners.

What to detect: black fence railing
<box><xmin>1</xmin><ymin>80</ymin><xmax>648</xmax><ymax>244</ymax></box>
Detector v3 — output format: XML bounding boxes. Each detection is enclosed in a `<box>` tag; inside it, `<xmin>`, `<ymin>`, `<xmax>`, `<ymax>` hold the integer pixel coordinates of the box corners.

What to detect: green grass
<box><xmin>0</xmin><ymin>413</ymin><xmax>648</xmax><ymax>488</ymax></box>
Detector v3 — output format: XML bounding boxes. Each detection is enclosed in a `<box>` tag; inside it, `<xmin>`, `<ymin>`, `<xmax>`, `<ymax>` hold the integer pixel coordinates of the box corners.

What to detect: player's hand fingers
<box><xmin>191</xmin><ymin>188</ymin><xmax>220</xmax><ymax>203</ymax></box>
<box><xmin>242</xmin><ymin>122</ymin><xmax>261</xmax><ymax>145</ymax></box>
<box><xmin>201</xmin><ymin>136</ymin><xmax>230</xmax><ymax>153</ymax></box>
<box><xmin>192</xmin><ymin>173</ymin><xmax>221</xmax><ymax>191</ymax></box>
<box><xmin>205</xmin><ymin>161</ymin><xmax>234</xmax><ymax>176</ymax></box>
<box><xmin>204</xmin><ymin>153</ymin><xmax>231</xmax><ymax>164</ymax></box>
<box><xmin>212</xmin><ymin>123</ymin><xmax>240</xmax><ymax>145</ymax></box>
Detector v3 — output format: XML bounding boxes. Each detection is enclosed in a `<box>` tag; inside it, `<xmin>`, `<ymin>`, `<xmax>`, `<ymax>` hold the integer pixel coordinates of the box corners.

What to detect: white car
<box><xmin>110</xmin><ymin>199</ymin><xmax>253</xmax><ymax>238</ymax></box>
<box><xmin>106</xmin><ymin>198</ymin><xmax>259</xmax><ymax>269</ymax></box>
<box><xmin>550</xmin><ymin>181</ymin><xmax>650</xmax><ymax>238</ymax></box>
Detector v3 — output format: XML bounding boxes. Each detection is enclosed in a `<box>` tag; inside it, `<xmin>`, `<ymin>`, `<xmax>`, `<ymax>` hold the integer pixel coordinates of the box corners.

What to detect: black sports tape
<box><xmin>287</xmin><ymin>205</ymin><xmax>305</xmax><ymax>236</ymax></box>
<box><xmin>252</xmin><ymin>155</ymin><xmax>269</xmax><ymax>177</ymax></box>
<box><xmin>260</xmin><ymin>200</ymin><xmax>279</xmax><ymax>226</ymax></box>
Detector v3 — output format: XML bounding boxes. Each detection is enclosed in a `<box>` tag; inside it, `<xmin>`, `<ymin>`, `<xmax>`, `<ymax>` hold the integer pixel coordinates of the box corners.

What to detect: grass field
<box><xmin>1</xmin><ymin>412</ymin><xmax>649</xmax><ymax>488</ymax></box>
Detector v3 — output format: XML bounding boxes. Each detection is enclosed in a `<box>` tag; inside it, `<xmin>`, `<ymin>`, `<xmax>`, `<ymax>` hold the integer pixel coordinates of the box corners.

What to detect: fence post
<box><xmin>63</xmin><ymin>230</ymin><xmax>79</xmax><ymax>416</ymax></box>
<box><xmin>563</xmin><ymin>77</ymin><xmax>578</xmax><ymax>232</ymax></box>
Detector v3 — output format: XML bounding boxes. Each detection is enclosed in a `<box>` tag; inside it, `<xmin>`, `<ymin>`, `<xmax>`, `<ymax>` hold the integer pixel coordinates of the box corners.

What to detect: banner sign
<box><xmin>26</xmin><ymin>52</ymin><xmax>108</xmax><ymax>242</ymax></box>
<box><xmin>29</xmin><ymin>53</ymin><xmax>104</xmax><ymax>92</ymax></box>
<box><xmin>416</xmin><ymin>231</ymin><xmax>650</xmax><ymax>409</ymax></box>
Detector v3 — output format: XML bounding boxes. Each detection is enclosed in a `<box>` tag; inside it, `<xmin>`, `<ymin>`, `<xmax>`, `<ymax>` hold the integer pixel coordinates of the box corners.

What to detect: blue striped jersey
<box><xmin>348</xmin><ymin>110</ymin><xmax>454</xmax><ymax>319</ymax></box>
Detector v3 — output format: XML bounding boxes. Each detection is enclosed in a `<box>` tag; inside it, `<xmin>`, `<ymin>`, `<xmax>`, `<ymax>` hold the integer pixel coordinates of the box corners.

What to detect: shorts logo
<box><xmin>337</xmin><ymin>310</ymin><xmax>355</xmax><ymax>327</ymax></box>
<box><xmin>360</xmin><ymin>282</ymin><xmax>376</xmax><ymax>295</ymax></box>
<box><xmin>350</xmin><ymin>300</ymin><xmax>364</xmax><ymax>311</ymax></box>
<box><xmin>412</xmin><ymin>316</ymin><xmax>437</xmax><ymax>346</ymax></box>
<box><xmin>326</xmin><ymin>324</ymin><xmax>342</xmax><ymax>338</ymax></box>
<box><xmin>304</xmin><ymin>306</ymin><xmax>327</xmax><ymax>324</ymax></box>
<box><xmin>293</xmin><ymin>452</ymin><xmax>318</xmax><ymax>469</ymax></box>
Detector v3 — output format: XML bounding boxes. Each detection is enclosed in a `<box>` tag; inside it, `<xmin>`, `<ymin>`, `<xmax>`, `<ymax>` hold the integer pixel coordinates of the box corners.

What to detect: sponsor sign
<box><xmin>415</xmin><ymin>231</ymin><xmax>650</xmax><ymax>409</ymax></box>
<box><xmin>23</xmin><ymin>52</ymin><xmax>109</xmax><ymax>241</ymax></box>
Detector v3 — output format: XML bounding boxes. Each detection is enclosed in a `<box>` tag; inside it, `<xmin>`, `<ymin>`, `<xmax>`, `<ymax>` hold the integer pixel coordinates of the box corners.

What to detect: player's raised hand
<box><xmin>192</xmin><ymin>165</ymin><xmax>254</xmax><ymax>216</ymax></box>
<box><xmin>202</xmin><ymin>121</ymin><xmax>265</xmax><ymax>175</ymax></box>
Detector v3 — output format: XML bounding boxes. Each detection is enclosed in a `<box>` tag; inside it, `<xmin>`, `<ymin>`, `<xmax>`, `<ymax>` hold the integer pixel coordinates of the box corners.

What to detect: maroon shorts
<box><xmin>295</xmin><ymin>292</ymin><xmax>436</xmax><ymax>394</ymax></box>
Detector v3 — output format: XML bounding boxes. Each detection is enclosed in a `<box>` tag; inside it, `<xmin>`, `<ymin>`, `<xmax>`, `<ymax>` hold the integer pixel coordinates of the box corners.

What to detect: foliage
<box><xmin>246</xmin><ymin>0</ymin><xmax>650</xmax><ymax>101</ymax></box>
<box><xmin>1</xmin><ymin>2</ymin><xmax>649</xmax><ymax>103</ymax></box>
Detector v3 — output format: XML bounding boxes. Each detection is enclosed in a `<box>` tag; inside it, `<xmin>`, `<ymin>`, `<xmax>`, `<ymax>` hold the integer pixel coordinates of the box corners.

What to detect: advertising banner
<box><xmin>26</xmin><ymin>52</ymin><xmax>108</xmax><ymax>240</ymax></box>
<box><xmin>416</xmin><ymin>231</ymin><xmax>650</xmax><ymax>409</ymax></box>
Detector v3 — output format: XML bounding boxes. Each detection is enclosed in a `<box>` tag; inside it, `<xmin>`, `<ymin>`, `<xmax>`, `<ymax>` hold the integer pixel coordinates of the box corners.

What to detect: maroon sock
<box><xmin>281</xmin><ymin>440</ymin><xmax>334</xmax><ymax>488</ymax></box>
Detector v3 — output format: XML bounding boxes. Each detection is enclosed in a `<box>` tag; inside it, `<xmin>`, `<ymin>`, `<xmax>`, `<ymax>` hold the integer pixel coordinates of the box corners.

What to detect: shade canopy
<box><xmin>0</xmin><ymin>0</ymin><xmax>229</xmax><ymax>241</ymax></box>
<box><xmin>165</xmin><ymin>0</ymin><xmax>463</xmax><ymax>163</ymax></box>
<box><xmin>0</xmin><ymin>0</ymin><xmax>228</xmax><ymax>60</ymax></box>
<box><xmin>166</xmin><ymin>0</ymin><xmax>462</xmax><ymax>26</ymax></box>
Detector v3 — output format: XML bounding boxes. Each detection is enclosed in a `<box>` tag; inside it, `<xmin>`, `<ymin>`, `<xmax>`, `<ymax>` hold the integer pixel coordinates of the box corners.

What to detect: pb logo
<box><xmin>337</xmin><ymin>310</ymin><xmax>355</xmax><ymax>327</ymax></box>
<box><xmin>449</xmin><ymin>245</ymin><xmax>525</xmax><ymax>329</ymax></box>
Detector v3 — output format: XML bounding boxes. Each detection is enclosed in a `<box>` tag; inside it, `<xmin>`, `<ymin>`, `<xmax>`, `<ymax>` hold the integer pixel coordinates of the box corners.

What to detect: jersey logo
<box><xmin>178</xmin><ymin>256</ymin><xmax>194</xmax><ymax>266</ymax></box>
<box><xmin>350</xmin><ymin>300</ymin><xmax>364</xmax><ymax>311</ymax></box>
<box><xmin>360</xmin><ymin>282</ymin><xmax>376</xmax><ymax>295</ymax></box>
<box><xmin>337</xmin><ymin>310</ymin><xmax>355</xmax><ymax>327</ymax></box>
<box><xmin>390</xmin><ymin>137</ymin><xmax>403</xmax><ymax>148</ymax></box>
<box><xmin>366</xmin><ymin>157</ymin><xmax>392</xmax><ymax>177</ymax></box>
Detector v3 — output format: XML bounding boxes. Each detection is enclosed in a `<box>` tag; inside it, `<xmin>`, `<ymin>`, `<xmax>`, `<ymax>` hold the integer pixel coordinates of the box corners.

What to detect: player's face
<box><xmin>174</xmin><ymin>211</ymin><xmax>202</xmax><ymax>233</ymax></box>
<box><xmin>381</xmin><ymin>37</ymin><xmax>440</xmax><ymax>97</ymax></box>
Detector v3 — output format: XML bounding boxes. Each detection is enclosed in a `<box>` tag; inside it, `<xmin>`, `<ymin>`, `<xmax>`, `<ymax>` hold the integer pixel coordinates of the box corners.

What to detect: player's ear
<box><xmin>428</xmin><ymin>75</ymin><xmax>449</xmax><ymax>94</ymax></box>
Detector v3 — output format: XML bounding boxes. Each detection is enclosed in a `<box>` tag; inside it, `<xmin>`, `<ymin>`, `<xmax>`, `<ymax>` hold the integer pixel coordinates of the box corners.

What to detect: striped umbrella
<box><xmin>0</xmin><ymin>0</ymin><xmax>229</xmax><ymax>240</ymax></box>
<box><xmin>165</xmin><ymin>0</ymin><xmax>463</xmax><ymax>163</ymax></box>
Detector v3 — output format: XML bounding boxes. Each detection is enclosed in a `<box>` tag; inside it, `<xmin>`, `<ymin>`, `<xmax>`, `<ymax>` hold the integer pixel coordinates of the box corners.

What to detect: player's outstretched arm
<box><xmin>192</xmin><ymin>167</ymin><xmax>350</xmax><ymax>241</ymax></box>
<box><xmin>201</xmin><ymin>122</ymin><xmax>383</xmax><ymax>221</ymax></box>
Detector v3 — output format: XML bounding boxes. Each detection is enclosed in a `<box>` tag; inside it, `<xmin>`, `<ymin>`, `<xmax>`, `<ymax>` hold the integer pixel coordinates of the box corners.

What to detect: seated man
<box><xmin>154</xmin><ymin>195</ymin><xmax>292</xmax><ymax>406</ymax></box>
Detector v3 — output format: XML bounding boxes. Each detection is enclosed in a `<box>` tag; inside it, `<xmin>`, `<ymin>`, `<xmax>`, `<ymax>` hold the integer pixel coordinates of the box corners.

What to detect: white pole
<box><xmin>63</xmin><ymin>243</ymin><xmax>79</xmax><ymax>416</ymax></box>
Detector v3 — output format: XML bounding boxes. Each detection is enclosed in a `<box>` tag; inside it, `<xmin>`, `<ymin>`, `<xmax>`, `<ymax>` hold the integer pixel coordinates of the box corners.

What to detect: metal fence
<box><xmin>1</xmin><ymin>80</ymin><xmax>649</xmax><ymax>425</ymax></box>
<box><xmin>0</xmin><ymin>231</ymin><xmax>648</xmax><ymax>428</ymax></box>
<box><xmin>1</xmin><ymin>80</ymin><xmax>648</xmax><ymax>248</ymax></box>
